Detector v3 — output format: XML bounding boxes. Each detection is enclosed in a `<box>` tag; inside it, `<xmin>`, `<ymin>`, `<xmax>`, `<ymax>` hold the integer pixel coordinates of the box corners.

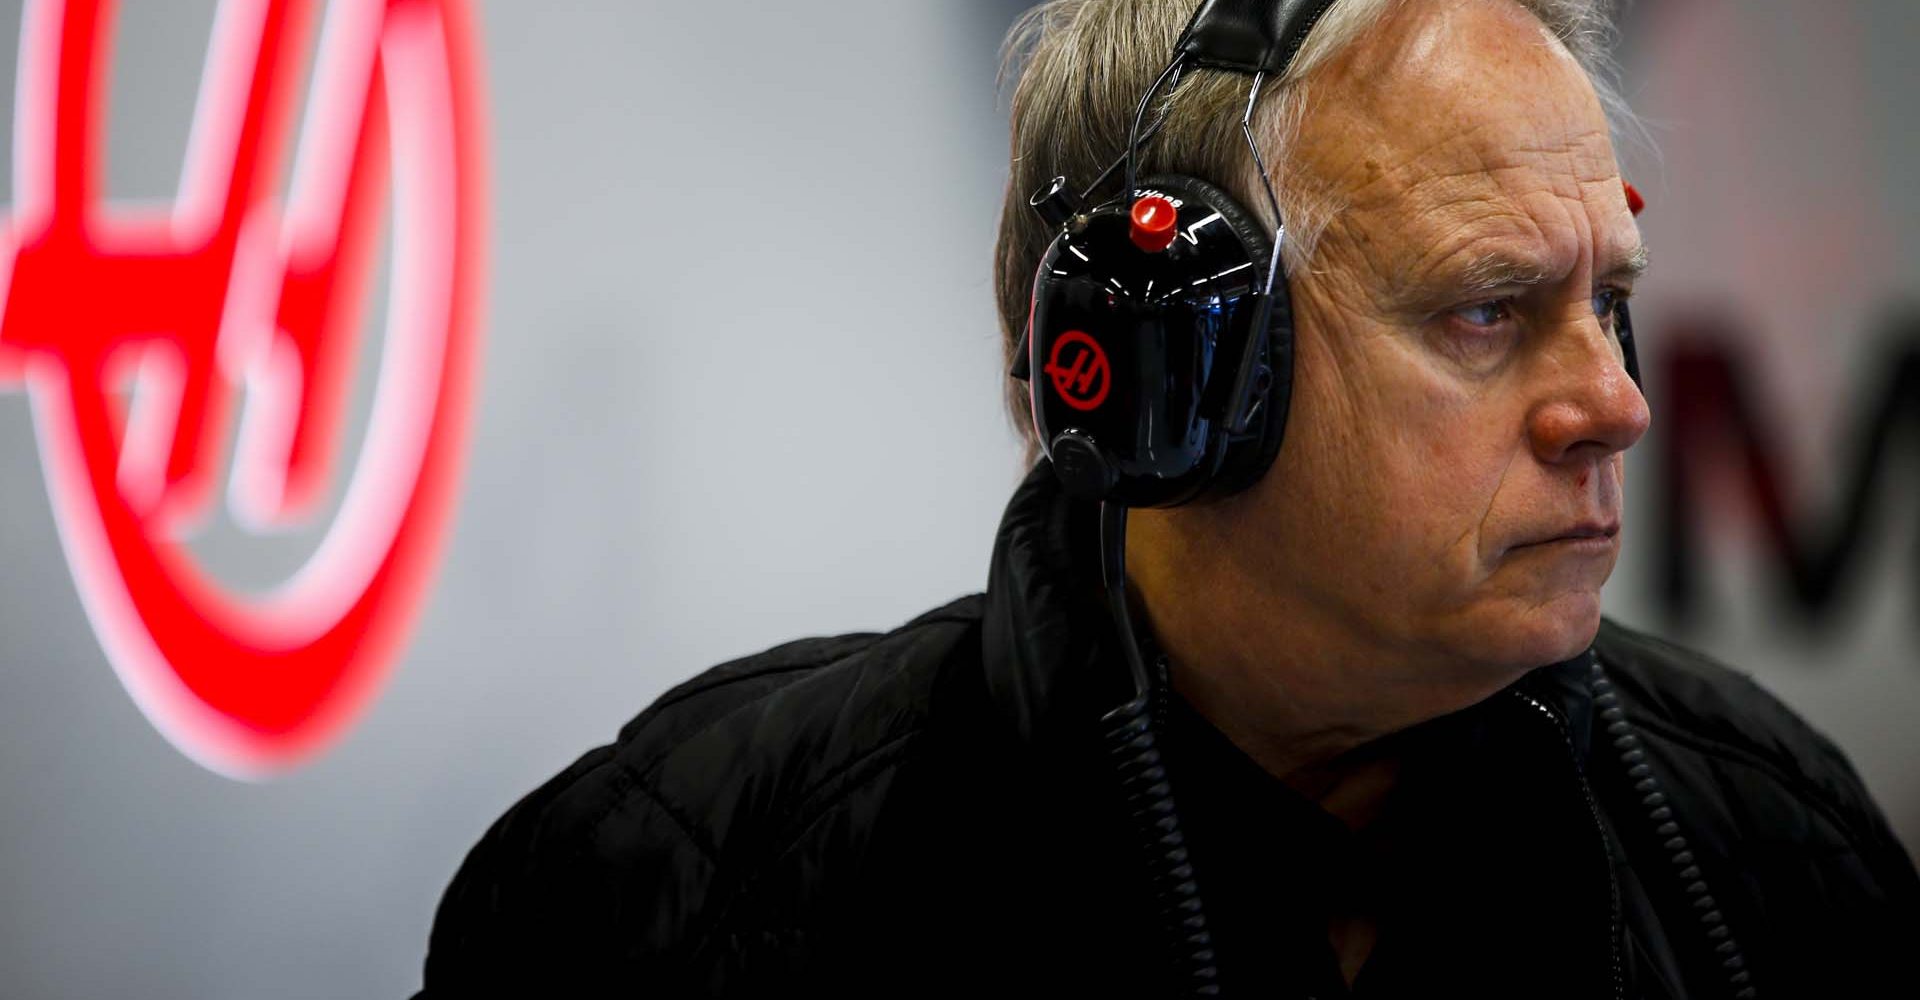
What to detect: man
<box><xmin>420</xmin><ymin>0</ymin><xmax>1919</xmax><ymax>996</ymax></box>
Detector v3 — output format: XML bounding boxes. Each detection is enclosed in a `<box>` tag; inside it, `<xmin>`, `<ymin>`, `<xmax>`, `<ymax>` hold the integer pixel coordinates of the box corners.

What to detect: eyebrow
<box><xmin>1454</xmin><ymin>244</ymin><xmax>1651</xmax><ymax>294</ymax></box>
<box><xmin>1608</xmin><ymin>244</ymin><xmax>1653</xmax><ymax>283</ymax></box>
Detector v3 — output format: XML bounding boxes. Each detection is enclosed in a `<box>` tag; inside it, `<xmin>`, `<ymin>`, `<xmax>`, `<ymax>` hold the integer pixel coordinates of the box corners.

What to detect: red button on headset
<box><xmin>1129</xmin><ymin>195</ymin><xmax>1179</xmax><ymax>253</ymax></box>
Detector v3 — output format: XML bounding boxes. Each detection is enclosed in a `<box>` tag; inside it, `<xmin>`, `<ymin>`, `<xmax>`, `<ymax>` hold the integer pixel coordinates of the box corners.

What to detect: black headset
<box><xmin>1010</xmin><ymin>0</ymin><xmax>1641</xmax><ymax>508</ymax></box>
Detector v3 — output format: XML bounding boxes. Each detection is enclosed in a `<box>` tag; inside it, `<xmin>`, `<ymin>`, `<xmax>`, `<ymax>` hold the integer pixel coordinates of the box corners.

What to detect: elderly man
<box><xmin>420</xmin><ymin>1</ymin><xmax>1919</xmax><ymax>996</ymax></box>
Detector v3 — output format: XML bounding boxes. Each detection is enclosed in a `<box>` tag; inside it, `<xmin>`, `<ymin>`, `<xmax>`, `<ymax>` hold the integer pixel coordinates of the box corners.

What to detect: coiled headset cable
<box><xmin>1589</xmin><ymin>655</ymin><xmax>1757</xmax><ymax>998</ymax></box>
<box><xmin>1098</xmin><ymin>500</ymin><xmax>1221</xmax><ymax>996</ymax></box>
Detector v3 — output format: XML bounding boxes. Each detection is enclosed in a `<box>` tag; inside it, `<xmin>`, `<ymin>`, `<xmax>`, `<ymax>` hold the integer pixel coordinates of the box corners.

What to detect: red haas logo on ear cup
<box><xmin>0</xmin><ymin>0</ymin><xmax>488</xmax><ymax>776</ymax></box>
<box><xmin>1044</xmin><ymin>330</ymin><xmax>1111</xmax><ymax>411</ymax></box>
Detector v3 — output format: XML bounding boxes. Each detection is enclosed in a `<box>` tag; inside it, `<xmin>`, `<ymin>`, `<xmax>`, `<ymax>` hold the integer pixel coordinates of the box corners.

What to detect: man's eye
<box><xmin>1593</xmin><ymin>288</ymin><xmax>1629</xmax><ymax>329</ymax></box>
<box><xmin>1453</xmin><ymin>299</ymin><xmax>1513</xmax><ymax>328</ymax></box>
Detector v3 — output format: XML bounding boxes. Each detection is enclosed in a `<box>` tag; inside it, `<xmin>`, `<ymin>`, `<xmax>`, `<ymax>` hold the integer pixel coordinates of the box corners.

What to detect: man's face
<box><xmin>1232</xmin><ymin>0</ymin><xmax>1650</xmax><ymax>674</ymax></box>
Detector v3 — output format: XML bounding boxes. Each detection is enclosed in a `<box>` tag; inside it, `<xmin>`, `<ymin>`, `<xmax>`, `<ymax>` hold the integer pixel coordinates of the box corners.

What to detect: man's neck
<box><xmin>1133</xmin><ymin>565</ymin><xmax>1525</xmax><ymax>827</ymax></box>
<box><xmin>1170</xmin><ymin>658</ymin><xmax>1409</xmax><ymax>830</ymax></box>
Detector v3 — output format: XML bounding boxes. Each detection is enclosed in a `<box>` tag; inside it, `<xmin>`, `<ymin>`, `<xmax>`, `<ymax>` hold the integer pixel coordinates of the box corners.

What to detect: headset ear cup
<box><xmin>1025</xmin><ymin>172</ymin><xmax>1296</xmax><ymax>506</ymax></box>
<box><xmin>1617</xmin><ymin>300</ymin><xmax>1642</xmax><ymax>388</ymax></box>
<box><xmin>1138</xmin><ymin>175</ymin><xmax>1295</xmax><ymax>500</ymax></box>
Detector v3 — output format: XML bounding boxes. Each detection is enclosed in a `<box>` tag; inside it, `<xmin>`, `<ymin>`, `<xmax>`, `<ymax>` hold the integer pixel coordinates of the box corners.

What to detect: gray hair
<box><xmin>993</xmin><ymin>0</ymin><xmax>1637</xmax><ymax>454</ymax></box>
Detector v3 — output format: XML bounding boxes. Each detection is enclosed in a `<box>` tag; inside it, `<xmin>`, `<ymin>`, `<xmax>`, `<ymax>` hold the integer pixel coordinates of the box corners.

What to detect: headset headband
<box><xmin>1176</xmin><ymin>0</ymin><xmax>1341</xmax><ymax>74</ymax></box>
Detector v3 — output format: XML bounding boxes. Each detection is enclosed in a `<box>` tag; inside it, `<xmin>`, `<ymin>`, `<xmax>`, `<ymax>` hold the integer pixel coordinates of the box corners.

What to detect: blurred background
<box><xmin>0</xmin><ymin>1</ymin><xmax>1913</xmax><ymax>997</ymax></box>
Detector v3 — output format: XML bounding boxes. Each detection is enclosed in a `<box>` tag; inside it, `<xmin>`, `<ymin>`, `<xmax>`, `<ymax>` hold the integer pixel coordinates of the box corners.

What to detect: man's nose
<box><xmin>1526</xmin><ymin>312</ymin><xmax>1652</xmax><ymax>464</ymax></box>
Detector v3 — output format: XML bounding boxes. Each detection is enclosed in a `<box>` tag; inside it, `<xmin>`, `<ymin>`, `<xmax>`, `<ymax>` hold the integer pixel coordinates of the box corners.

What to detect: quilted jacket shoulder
<box><xmin>420</xmin><ymin>595</ymin><xmax>986</xmax><ymax>995</ymax></box>
<box><xmin>1594</xmin><ymin>618</ymin><xmax>1909</xmax><ymax>863</ymax></box>
<box><xmin>1590</xmin><ymin>618</ymin><xmax>1919</xmax><ymax>995</ymax></box>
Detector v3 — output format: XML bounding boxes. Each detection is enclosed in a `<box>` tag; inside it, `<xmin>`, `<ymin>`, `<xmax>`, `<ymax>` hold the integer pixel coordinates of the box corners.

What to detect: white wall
<box><xmin>0</xmin><ymin>3</ymin><xmax>1026</xmax><ymax>997</ymax></box>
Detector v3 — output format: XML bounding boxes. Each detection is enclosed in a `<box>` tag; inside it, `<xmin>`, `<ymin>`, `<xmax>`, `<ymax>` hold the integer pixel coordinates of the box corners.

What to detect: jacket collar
<box><xmin>980</xmin><ymin>460</ymin><xmax>1598</xmax><ymax>767</ymax></box>
<box><xmin>980</xmin><ymin>461</ymin><xmax>1118</xmax><ymax>740</ymax></box>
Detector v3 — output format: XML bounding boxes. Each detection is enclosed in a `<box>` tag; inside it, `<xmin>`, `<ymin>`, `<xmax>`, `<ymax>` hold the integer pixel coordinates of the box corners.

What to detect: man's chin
<box><xmin>1447</xmin><ymin>590</ymin><xmax>1605</xmax><ymax>672</ymax></box>
<box><xmin>1515</xmin><ymin>591</ymin><xmax>1605</xmax><ymax>666</ymax></box>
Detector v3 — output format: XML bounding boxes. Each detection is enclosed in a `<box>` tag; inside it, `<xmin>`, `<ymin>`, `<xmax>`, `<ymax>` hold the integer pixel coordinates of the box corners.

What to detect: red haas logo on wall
<box><xmin>0</xmin><ymin>0</ymin><xmax>487</xmax><ymax>776</ymax></box>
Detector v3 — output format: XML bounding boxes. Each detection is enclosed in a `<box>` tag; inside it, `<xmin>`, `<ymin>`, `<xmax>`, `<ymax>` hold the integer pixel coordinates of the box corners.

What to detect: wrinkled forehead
<box><xmin>1299</xmin><ymin>0</ymin><xmax>1628</xmax><ymax>270</ymax></box>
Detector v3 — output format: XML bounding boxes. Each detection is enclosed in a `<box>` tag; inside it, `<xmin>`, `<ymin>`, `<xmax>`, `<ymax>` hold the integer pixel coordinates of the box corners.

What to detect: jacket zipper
<box><xmin>1511</xmin><ymin>689</ymin><xmax>1626</xmax><ymax>1000</ymax></box>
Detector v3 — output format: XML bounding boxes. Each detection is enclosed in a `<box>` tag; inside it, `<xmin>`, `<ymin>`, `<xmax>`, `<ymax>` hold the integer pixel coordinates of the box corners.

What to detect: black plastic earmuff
<box><xmin>1013</xmin><ymin>173</ymin><xmax>1294</xmax><ymax>506</ymax></box>
<box><xmin>1618</xmin><ymin>301</ymin><xmax>1642</xmax><ymax>387</ymax></box>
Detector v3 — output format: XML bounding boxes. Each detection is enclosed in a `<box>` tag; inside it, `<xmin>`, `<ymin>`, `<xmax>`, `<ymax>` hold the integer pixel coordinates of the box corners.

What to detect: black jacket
<box><xmin>421</xmin><ymin>465</ymin><xmax>1919</xmax><ymax>998</ymax></box>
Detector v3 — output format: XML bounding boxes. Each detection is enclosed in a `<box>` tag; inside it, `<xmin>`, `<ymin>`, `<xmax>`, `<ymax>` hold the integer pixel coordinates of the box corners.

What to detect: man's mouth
<box><xmin>1511</xmin><ymin>520</ymin><xmax>1621</xmax><ymax>552</ymax></box>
